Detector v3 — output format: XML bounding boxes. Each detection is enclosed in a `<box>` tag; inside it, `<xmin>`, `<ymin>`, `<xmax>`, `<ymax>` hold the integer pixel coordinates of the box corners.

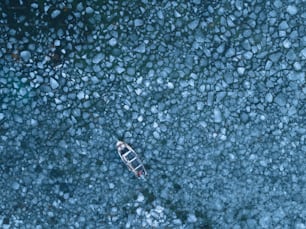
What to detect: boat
<box><xmin>116</xmin><ymin>141</ymin><xmax>147</xmax><ymax>178</ymax></box>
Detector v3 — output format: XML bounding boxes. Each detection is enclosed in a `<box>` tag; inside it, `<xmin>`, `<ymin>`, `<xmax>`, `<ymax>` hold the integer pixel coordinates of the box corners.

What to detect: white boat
<box><xmin>116</xmin><ymin>141</ymin><xmax>147</xmax><ymax>178</ymax></box>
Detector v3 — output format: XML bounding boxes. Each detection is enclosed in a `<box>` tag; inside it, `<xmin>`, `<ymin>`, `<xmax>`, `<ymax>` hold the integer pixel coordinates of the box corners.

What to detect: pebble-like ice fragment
<box><xmin>135</xmin><ymin>89</ymin><xmax>142</xmax><ymax>95</ymax></box>
<box><xmin>135</xmin><ymin>44</ymin><xmax>146</xmax><ymax>53</ymax></box>
<box><xmin>116</xmin><ymin>66</ymin><xmax>125</xmax><ymax>74</ymax></box>
<box><xmin>134</xmin><ymin>19</ymin><xmax>144</xmax><ymax>27</ymax></box>
<box><xmin>19</xmin><ymin>88</ymin><xmax>27</xmax><ymax>96</ymax></box>
<box><xmin>237</xmin><ymin>67</ymin><xmax>245</xmax><ymax>75</ymax></box>
<box><xmin>77</xmin><ymin>91</ymin><xmax>85</xmax><ymax>100</ymax></box>
<box><xmin>269</xmin><ymin>52</ymin><xmax>281</xmax><ymax>63</ymax></box>
<box><xmin>31</xmin><ymin>3</ymin><xmax>38</xmax><ymax>8</ymax></box>
<box><xmin>283</xmin><ymin>39</ymin><xmax>291</xmax><ymax>49</ymax></box>
<box><xmin>265</xmin><ymin>93</ymin><xmax>273</xmax><ymax>103</ymax></box>
<box><xmin>214</xmin><ymin>108</ymin><xmax>222</xmax><ymax>123</ymax></box>
<box><xmin>187</xmin><ymin>214</ymin><xmax>197</xmax><ymax>223</ymax></box>
<box><xmin>12</xmin><ymin>181</ymin><xmax>20</xmax><ymax>190</ymax></box>
<box><xmin>188</xmin><ymin>19</ymin><xmax>199</xmax><ymax>30</ymax></box>
<box><xmin>85</xmin><ymin>7</ymin><xmax>94</xmax><ymax>14</ymax></box>
<box><xmin>50</xmin><ymin>78</ymin><xmax>59</xmax><ymax>89</ymax></box>
<box><xmin>225</xmin><ymin>48</ymin><xmax>235</xmax><ymax>58</ymax></box>
<box><xmin>243</xmin><ymin>51</ymin><xmax>253</xmax><ymax>59</ymax></box>
<box><xmin>259</xmin><ymin>215</ymin><xmax>271</xmax><ymax>228</ymax></box>
<box><xmin>137</xmin><ymin>193</ymin><xmax>145</xmax><ymax>202</ymax></box>
<box><xmin>274</xmin><ymin>93</ymin><xmax>286</xmax><ymax>106</ymax></box>
<box><xmin>54</xmin><ymin>40</ymin><xmax>61</xmax><ymax>46</ymax></box>
<box><xmin>279</xmin><ymin>21</ymin><xmax>289</xmax><ymax>30</ymax></box>
<box><xmin>300</xmin><ymin>48</ymin><xmax>306</xmax><ymax>59</ymax></box>
<box><xmin>157</xmin><ymin>10</ymin><xmax>164</xmax><ymax>19</ymax></box>
<box><xmin>287</xmin><ymin>5</ymin><xmax>298</xmax><ymax>15</ymax></box>
<box><xmin>167</xmin><ymin>82</ymin><xmax>174</xmax><ymax>89</ymax></box>
<box><xmin>127</xmin><ymin>67</ymin><xmax>135</xmax><ymax>75</ymax></box>
<box><xmin>51</xmin><ymin>10</ymin><xmax>61</xmax><ymax>18</ymax></box>
<box><xmin>274</xmin><ymin>0</ymin><xmax>282</xmax><ymax>8</ymax></box>
<box><xmin>293</xmin><ymin>62</ymin><xmax>301</xmax><ymax>71</ymax></box>
<box><xmin>20</xmin><ymin>50</ymin><xmax>31</xmax><ymax>61</ymax></box>
<box><xmin>109</xmin><ymin>38</ymin><xmax>117</xmax><ymax>46</ymax></box>
<box><xmin>92</xmin><ymin>53</ymin><xmax>104</xmax><ymax>64</ymax></box>
<box><xmin>0</xmin><ymin>113</ymin><xmax>4</xmax><ymax>120</ymax></box>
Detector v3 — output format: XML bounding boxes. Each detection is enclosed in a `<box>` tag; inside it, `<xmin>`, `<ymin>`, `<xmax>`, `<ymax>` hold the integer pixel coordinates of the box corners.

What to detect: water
<box><xmin>0</xmin><ymin>0</ymin><xmax>306</xmax><ymax>228</ymax></box>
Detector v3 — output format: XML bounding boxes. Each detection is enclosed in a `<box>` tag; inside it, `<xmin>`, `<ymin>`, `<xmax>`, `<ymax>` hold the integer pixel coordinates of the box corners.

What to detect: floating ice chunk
<box><xmin>288</xmin><ymin>72</ymin><xmax>305</xmax><ymax>82</ymax></box>
<box><xmin>50</xmin><ymin>78</ymin><xmax>59</xmax><ymax>89</ymax></box>
<box><xmin>217</xmin><ymin>44</ymin><xmax>225</xmax><ymax>53</ymax></box>
<box><xmin>196</xmin><ymin>102</ymin><xmax>204</xmax><ymax>110</ymax></box>
<box><xmin>288</xmin><ymin>106</ymin><xmax>297</xmax><ymax>116</ymax></box>
<box><xmin>116</xmin><ymin>66</ymin><xmax>125</xmax><ymax>74</ymax></box>
<box><xmin>153</xmin><ymin>131</ymin><xmax>160</xmax><ymax>139</ymax></box>
<box><xmin>227</xmin><ymin>16</ymin><xmax>235</xmax><ymax>27</ymax></box>
<box><xmin>151</xmin><ymin>106</ymin><xmax>158</xmax><ymax>113</ymax></box>
<box><xmin>187</xmin><ymin>214</ymin><xmax>197</xmax><ymax>223</ymax></box>
<box><xmin>286</xmin><ymin>49</ymin><xmax>296</xmax><ymax>60</ymax></box>
<box><xmin>54</xmin><ymin>40</ymin><xmax>61</xmax><ymax>46</ymax></box>
<box><xmin>85</xmin><ymin>7</ymin><xmax>94</xmax><ymax>14</ymax></box>
<box><xmin>240</xmin><ymin>112</ymin><xmax>249</xmax><ymax>123</ymax></box>
<box><xmin>293</xmin><ymin>62</ymin><xmax>302</xmax><ymax>71</ymax></box>
<box><xmin>135</xmin><ymin>88</ymin><xmax>142</xmax><ymax>95</ymax></box>
<box><xmin>300</xmin><ymin>48</ymin><xmax>306</xmax><ymax>59</ymax></box>
<box><xmin>127</xmin><ymin>67</ymin><xmax>135</xmax><ymax>76</ymax></box>
<box><xmin>20</xmin><ymin>50</ymin><xmax>31</xmax><ymax>61</ymax></box>
<box><xmin>135</xmin><ymin>44</ymin><xmax>146</xmax><ymax>53</ymax></box>
<box><xmin>14</xmin><ymin>115</ymin><xmax>23</xmax><ymax>123</ymax></box>
<box><xmin>92</xmin><ymin>53</ymin><xmax>104</xmax><ymax>64</ymax></box>
<box><xmin>76</xmin><ymin>2</ymin><xmax>84</xmax><ymax>11</ymax></box>
<box><xmin>167</xmin><ymin>82</ymin><xmax>174</xmax><ymax>89</ymax></box>
<box><xmin>274</xmin><ymin>0</ymin><xmax>282</xmax><ymax>8</ymax></box>
<box><xmin>235</xmin><ymin>0</ymin><xmax>243</xmax><ymax>10</ymax></box>
<box><xmin>31</xmin><ymin>3</ymin><xmax>38</xmax><ymax>8</ymax></box>
<box><xmin>274</xmin><ymin>93</ymin><xmax>286</xmax><ymax>106</ymax></box>
<box><xmin>157</xmin><ymin>10</ymin><xmax>164</xmax><ymax>19</ymax></box>
<box><xmin>137</xmin><ymin>115</ymin><xmax>143</xmax><ymax>122</ymax></box>
<box><xmin>51</xmin><ymin>10</ymin><xmax>61</xmax><ymax>18</ymax></box>
<box><xmin>225</xmin><ymin>48</ymin><xmax>235</xmax><ymax>57</ymax></box>
<box><xmin>243</xmin><ymin>51</ymin><xmax>253</xmax><ymax>59</ymax></box>
<box><xmin>282</xmin><ymin>39</ymin><xmax>291</xmax><ymax>49</ymax></box>
<box><xmin>192</xmin><ymin>0</ymin><xmax>201</xmax><ymax>4</ymax></box>
<box><xmin>0</xmin><ymin>113</ymin><xmax>4</xmax><ymax>120</ymax></box>
<box><xmin>77</xmin><ymin>91</ymin><xmax>85</xmax><ymax>100</ymax></box>
<box><xmin>19</xmin><ymin>88</ymin><xmax>27</xmax><ymax>96</ymax></box>
<box><xmin>137</xmin><ymin>193</ymin><xmax>144</xmax><ymax>202</ymax></box>
<box><xmin>174</xmin><ymin>10</ymin><xmax>182</xmax><ymax>18</ymax></box>
<box><xmin>207</xmin><ymin>92</ymin><xmax>214</xmax><ymax>106</ymax></box>
<box><xmin>173</xmin><ymin>219</ymin><xmax>182</xmax><ymax>225</ymax></box>
<box><xmin>188</xmin><ymin>19</ymin><xmax>199</xmax><ymax>30</ymax></box>
<box><xmin>295</xmin><ymin>223</ymin><xmax>306</xmax><ymax>229</ymax></box>
<box><xmin>12</xmin><ymin>181</ymin><xmax>20</xmax><ymax>190</ymax></box>
<box><xmin>259</xmin><ymin>215</ymin><xmax>271</xmax><ymax>228</ymax></box>
<box><xmin>269</xmin><ymin>52</ymin><xmax>281</xmax><ymax>63</ymax></box>
<box><xmin>199</xmin><ymin>121</ymin><xmax>207</xmax><ymax>128</ymax></box>
<box><xmin>279</xmin><ymin>21</ymin><xmax>289</xmax><ymax>30</ymax></box>
<box><xmin>109</xmin><ymin>38</ymin><xmax>117</xmax><ymax>46</ymax></box>
<box><xmin>237</xmin><ymin>67</ymin><xmax>245</xmax><ymax>75</ymax></box>
<box><xmin>287</xmin><ymin>5</ymin><xmax>298</xmax><ymax>15</ymax></box>
<box><xmin>265</xmin><ymin>93</ymin><xmax>273</xmax><ymax>103</ymax></box>
<box><xmin>214</xmin><ymin>108</ymin><xmax>222</xmax><ymax>123</ymax></box>
<box><xmin>134</xmin><ymin>19</ymin><xmax>144</xmax><ymax>27</ymax></box>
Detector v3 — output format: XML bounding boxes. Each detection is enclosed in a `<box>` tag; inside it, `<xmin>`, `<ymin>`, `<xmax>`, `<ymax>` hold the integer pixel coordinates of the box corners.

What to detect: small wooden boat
<box><xmin>116</xmin><ymin>141</ymin><xmax>147</xmax><ymax>178</ymax></box>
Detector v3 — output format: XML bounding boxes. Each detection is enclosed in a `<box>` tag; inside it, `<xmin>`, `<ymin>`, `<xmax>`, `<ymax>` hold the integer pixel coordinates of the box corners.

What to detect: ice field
<box><xmin>0</xmin><ymin>0</ymin><xmax>306</xmax><ymax>228</ymax></box>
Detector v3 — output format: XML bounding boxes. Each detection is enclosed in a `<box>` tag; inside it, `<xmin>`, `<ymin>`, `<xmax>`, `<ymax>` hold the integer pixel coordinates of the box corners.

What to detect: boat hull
<box><xmin>116</xmin><ymin>141</ymin><xmax>147</xmax><ymax>178</ymax></box>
